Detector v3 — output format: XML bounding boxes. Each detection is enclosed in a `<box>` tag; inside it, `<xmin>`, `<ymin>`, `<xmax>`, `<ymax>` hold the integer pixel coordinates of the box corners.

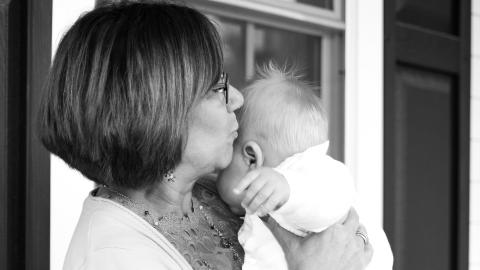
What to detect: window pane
<box><xmin>268</xmin><ymin>0</ymin><xmax>334</xmax><ymax>10</ymax></box>
<box><xmin>211</xmin><ymin>16</ymin><xmax>246</xmax><ymax>88</ymax></box>
<box><xmin>254</xmin><ymin>24</ymin><xmax>322</xmax><ymax>91</ymax></box>
<box><xmin>297</xmin><ymin>0</ymin><xmax>333</xmax><ymax>9</ymax></box>
<box><xmin>396</xmin><ymin>0</ymin><xmax>458</xmax><ymax>35</ymax></box>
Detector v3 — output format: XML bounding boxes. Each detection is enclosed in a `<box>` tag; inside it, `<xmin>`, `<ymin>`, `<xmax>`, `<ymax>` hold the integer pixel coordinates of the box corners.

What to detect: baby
<box><xmin>217</xmin><ymin>64</ymin><xmax>393</xmax><ymax>270</ymax></box>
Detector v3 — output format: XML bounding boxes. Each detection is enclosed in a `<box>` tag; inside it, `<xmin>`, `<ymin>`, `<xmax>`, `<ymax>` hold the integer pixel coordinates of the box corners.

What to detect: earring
<box><xmin>163</xmin><ymin>170</ymin><xmax>175</xmax><ymax>182</ymax></box>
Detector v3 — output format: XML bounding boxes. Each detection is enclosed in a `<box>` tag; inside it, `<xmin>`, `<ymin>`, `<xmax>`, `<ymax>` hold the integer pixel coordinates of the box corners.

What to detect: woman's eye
<box><xmin>212</xmin><ymin>88</ymin><xmax>225</xmax><ymax>93</ymax></box>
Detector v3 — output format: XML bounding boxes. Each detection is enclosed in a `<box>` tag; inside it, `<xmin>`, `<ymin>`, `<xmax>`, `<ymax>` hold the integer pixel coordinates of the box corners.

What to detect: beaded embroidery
<box><xmin>95</xmin><ymin>178</ymin><xmax>244</xmax><ymax>270</ymax></box>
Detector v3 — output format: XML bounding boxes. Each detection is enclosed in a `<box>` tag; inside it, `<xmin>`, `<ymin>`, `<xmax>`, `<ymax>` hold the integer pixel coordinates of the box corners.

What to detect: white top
<box><xmin>63</xmin><ymin>192</ymin><xmax>192</xmax><ymax>270</ymax></box>
<box><xmin>238</xmin><ymin>142</ymin><xmax>394</xmax><ymax>270</ymax></box>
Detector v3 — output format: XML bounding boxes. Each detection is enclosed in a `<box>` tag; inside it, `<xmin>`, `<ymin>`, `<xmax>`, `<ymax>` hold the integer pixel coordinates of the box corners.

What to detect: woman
<box><xmin>38</xmin><ymin>2</ymin><xmax>372</xmax><ymax>270</ymax></box>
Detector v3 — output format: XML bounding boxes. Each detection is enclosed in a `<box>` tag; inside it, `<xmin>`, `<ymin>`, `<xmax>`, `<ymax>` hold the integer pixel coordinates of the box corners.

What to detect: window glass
<box><xmin>297</xmin><ymin>0</ymin><xmax>333</xmax><ymax>9</ymax></box>
<box><xmin>213</xmin><ymin>16</ymin><xmax>247</xmax><ymax>88</ymax></box>
<box><xmin>272</xmin><ymin>0</ymin><xmax>334</xmax><ymax>10</ymax></box>
<box><xmin>253</xmin><ymin>24</ymin><xmax>322</xmax><ymax>92</ymax></box>
<box><xmin>213</xmin><ymin>16</ymin><xmax>322</xmax><ymax>94</ymax></box>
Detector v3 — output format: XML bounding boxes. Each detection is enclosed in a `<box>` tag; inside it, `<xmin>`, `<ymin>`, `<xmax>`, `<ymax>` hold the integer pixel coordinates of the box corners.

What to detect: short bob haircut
<box><xmin>38</xmin><ymin>2</ymin><xmax>223</xmax><ymax>189</ymax></box>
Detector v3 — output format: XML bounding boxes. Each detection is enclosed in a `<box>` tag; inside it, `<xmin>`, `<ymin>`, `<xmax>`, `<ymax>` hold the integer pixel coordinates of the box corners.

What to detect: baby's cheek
<box><xmin>217</xmin><ymin>176</ymin><xmax>245</xmax><ymax>215</ymax></box>
<box><xmin>229</xmin><ymin>205</ymin><xmax>246</xmax><ymax>216</ymax></box>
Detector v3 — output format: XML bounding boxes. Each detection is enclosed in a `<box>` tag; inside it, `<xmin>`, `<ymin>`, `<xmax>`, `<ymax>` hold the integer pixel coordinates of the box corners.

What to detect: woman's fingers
<box><xmin>344</xmin><ymin>209</ymin><xmax>372</xmax><ymax>263</ymax></box>
<box><xmin>346</xmin><ymin>239</ymin><xmax>374</xmax><ymax>270</ymax></box>
<box><xmin>355</xmin><ymin>224</ymin><xmax>369</xmax><ymax>248</ymax></box>
<box><xmin>342</xmin><ymin>208</ymin><xmax>360</xmax><ymax>234</ymax></box>
<box><xmin>364</xmin><ymin>240</ymin><xmax>374</xmax><ymax>264</ymax></box>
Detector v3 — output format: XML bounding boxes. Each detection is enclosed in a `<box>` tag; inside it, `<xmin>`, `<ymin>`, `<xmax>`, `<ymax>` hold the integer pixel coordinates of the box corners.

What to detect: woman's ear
<box><xmin>242</xmin><ymin>141</ymin><xmax>264</xmax><ymax>169</ymax></box>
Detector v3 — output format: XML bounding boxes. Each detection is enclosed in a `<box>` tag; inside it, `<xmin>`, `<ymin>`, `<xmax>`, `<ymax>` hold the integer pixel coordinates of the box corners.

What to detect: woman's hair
<box><xmin>38</xmin><ymin>2</ymin><xmax>223</xmax><ymax>188</ymax></box>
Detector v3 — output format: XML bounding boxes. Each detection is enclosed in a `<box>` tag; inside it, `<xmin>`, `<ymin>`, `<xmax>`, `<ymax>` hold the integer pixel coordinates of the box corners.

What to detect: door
<box><xmin>0</xmin><ymin>0</ymin><xmax>51</xmax><ymax>269</ymax></box>
<box><xmin>384</xmin><ymin>0</ymin><xmax>471</xmax><ymax>270</ymax></box>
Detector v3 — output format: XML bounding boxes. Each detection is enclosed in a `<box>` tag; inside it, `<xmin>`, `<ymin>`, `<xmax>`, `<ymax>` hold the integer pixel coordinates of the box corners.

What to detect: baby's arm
<box><xmin>270</xmin><ymin>155</ymin><xmax>356</xmax><ymax>235</ymax></box>
<box><xmin>233</xmin><ymin>167</ymin><xmax>290</xmax><ymax>217</ymax></box>
<box><xmin>233</xmin><ymin>155</ymin><xmax>355</xmax><ymax>235</ymax></box>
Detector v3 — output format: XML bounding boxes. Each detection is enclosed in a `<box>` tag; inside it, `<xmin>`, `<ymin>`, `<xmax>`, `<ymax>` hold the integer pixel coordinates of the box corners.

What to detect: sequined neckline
<box><xmin>94</xmin><ymin>185</ymin><xmax>244</xmax><ymax>270</ymax></box>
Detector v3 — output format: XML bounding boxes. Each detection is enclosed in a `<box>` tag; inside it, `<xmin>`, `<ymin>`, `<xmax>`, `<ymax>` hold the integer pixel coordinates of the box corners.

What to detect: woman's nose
<box><xmin>227</xmin><ymin>85</ymin><xmax>244</xmax><ymax>113</ymax></box>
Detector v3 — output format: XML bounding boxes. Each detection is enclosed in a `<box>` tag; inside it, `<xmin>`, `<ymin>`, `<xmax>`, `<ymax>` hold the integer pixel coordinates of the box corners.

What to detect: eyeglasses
<box><xmin>212</xmin><ymin>72</ymin><xmax>229</xmax><ymax>104</ymax></box>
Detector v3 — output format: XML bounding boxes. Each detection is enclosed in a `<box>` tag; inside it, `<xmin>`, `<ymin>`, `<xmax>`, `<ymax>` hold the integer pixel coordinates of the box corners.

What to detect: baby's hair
<box><xmin>237</xmin><ymin>62</ymin><xmax>329</xmax><ymax>161</ymax></box>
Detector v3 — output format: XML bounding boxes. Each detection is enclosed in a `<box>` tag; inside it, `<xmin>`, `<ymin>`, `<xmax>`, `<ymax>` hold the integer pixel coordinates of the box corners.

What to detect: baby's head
<box><xmin>217</xmin><ymin>63</ymin><xmax>328</xmax><ymax>214</ymax></box>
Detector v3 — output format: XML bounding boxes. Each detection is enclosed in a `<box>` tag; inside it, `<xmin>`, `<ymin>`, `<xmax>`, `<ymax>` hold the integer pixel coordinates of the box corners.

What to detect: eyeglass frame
<box><xmin>211</xmin><ymin>72</ymin><xmax>229</xmax><ymax>104</ymax></box>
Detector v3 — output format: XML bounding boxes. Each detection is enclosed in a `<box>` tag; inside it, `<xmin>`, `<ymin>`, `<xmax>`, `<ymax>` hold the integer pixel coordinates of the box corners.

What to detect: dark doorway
<box><xmin>384</xmin><ymin>0</ymin><xmax>471</xmax><ymax>270</ymax></box>
<box><xmin>0</xmin><ymin>0</ymin><xmax>52</xmax><ymax>269</ymax></box>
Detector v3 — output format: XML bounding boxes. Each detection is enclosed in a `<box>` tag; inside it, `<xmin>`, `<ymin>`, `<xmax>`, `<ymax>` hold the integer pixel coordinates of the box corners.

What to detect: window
<box><xmin>214</xmin><ymin>16</ymin><xmax>322</xmax><ymax>89</ymax></box>
<box><xmin>192</xmin><ymin>0</ymin><xmax>345</xmax><ymax>159</ymax></box>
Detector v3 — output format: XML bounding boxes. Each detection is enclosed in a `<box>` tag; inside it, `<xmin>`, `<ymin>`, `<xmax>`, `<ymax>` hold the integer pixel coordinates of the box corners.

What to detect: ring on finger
<box><xmin>356</xmin><ymin>230</ymin><xmax>369</xmax><ymax>246</ymax></box>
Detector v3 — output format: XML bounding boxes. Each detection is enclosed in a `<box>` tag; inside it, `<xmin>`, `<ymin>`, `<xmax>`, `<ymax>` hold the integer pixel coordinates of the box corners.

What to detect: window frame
<box><xmin>193</xmin><ymin>0</ymin><xmax>345</xmax><ymax>35</ymax></box>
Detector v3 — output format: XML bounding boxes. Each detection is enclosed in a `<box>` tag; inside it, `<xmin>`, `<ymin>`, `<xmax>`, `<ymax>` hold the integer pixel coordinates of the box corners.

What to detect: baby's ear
<box><xmin>242</xmin><ymin>141</ymin><xmax>264</xmax><ymax>169</ymax></box>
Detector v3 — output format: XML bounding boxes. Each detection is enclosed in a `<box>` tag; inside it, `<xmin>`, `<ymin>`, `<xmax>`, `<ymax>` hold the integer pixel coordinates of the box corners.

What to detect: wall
<box><xmin>50</xmin><ymin>1</ymin><xmax>95</xmax><ymax>270</ymax></box>
<box><xmin>470</xmin><ymin>1</ymin><xmax>480</xmax><ymax>269</ymax></box>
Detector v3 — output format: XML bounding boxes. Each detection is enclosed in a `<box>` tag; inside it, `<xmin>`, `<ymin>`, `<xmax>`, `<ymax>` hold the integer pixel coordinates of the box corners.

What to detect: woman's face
<box><xmin>182</xmin><ymin>84</ymin><xmax>244</xmax><ymax>175</ymax></box>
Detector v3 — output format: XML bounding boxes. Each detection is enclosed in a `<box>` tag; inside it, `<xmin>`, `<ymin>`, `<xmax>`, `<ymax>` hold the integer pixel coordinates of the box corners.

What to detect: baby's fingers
<box><xmin>234</xmin><ymin>170</ymin><xmax>261</xmax><ymax>194</ymax></box>
<box><xmin>241</xmin><ymin>178</ymin><xmax>267</xmax><ymax>212</ymax></box>
<box><xmin>246</xmin><ymin>185</ymin><xmax>275</xmax><ymax>215</ymax></box>
<box><xmin>257</xmin><ymin>193</ymin><xmax>285</xmax><ymax>216</ymax></box>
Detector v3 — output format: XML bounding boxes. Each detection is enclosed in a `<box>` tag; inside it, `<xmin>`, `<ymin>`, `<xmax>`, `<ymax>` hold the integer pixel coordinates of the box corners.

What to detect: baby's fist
<box><xmin>233</xmin><ymin>167</ymin><xmax>290</xmax><ymax>216</ymax></box>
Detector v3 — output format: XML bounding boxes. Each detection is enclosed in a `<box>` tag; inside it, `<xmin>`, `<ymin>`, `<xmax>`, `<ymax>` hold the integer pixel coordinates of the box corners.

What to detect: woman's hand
<box><xmin>264</xmin><ymin>208</ymin><xmax>373</xmax><ymax>270</ymax></box>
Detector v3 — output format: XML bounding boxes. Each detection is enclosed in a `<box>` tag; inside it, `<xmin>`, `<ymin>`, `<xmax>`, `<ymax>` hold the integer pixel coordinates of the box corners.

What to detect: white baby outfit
<box><xmin>238</xmin><ymin>142</ymin><xmax>394</xmax><ymax>270</ymax></box>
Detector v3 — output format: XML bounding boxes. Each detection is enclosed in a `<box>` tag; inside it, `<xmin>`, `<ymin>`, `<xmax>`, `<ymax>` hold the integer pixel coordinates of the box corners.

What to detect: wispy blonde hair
<box><xmin>237</xmin><ymin>62</ymin><xmax>328</xmax><ymax>160</ymax></box>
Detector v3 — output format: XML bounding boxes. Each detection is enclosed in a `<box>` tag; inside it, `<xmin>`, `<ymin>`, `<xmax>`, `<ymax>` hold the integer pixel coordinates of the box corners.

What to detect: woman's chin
<box><xmin>219</xmin><ymin>146</ymin><xmax>234</xmax><ymax>169</ymax></box>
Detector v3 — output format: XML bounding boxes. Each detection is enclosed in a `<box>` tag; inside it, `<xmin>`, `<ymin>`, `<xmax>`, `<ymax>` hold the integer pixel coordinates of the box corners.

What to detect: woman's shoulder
<box><xmin>64</xmin><ymin>190</ymin><xmax>191</xmax><ymax>270</ymax></box>
<box><xmin>67</xmin><ymin>191</ymin><xmax>162</xmax><ymax>248</ymax></box>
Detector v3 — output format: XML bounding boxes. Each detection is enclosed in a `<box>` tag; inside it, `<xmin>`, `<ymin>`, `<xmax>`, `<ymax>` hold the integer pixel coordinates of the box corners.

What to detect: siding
<box><xmin>470</xmin><ymin>1</ymin><xmax>480</xmax><ymax>269</ymax></box>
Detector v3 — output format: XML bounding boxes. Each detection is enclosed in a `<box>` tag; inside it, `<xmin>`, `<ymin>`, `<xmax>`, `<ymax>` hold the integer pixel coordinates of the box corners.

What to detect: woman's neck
<box><xmin>113</xmin><ymin>165</ymin><xmax>203</xmax><ymax>216</ymax></box>
<box><xmin>112</xmin><ymin>163</ymin><xmax>210</xmax><ymax>216</ymax></box>
<box><xmin>146</xmin><ymin>181</ymin><xmax>195</xmax><ymax>215</ymax></box>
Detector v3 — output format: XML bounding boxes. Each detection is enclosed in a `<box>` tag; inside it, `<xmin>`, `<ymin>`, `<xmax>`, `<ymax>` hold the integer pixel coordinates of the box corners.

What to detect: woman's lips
<box><xmin>231</xmin><ymin>122</ymin><xmax>239</xmax><ymax>138</ymax></box>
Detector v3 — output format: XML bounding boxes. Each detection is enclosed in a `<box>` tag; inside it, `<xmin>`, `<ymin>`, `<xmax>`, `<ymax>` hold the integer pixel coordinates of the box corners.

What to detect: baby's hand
<box><xmin>233</xmin><ymin>167</ymin><xmax>290</xmax><ymax>217</ymax></box>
